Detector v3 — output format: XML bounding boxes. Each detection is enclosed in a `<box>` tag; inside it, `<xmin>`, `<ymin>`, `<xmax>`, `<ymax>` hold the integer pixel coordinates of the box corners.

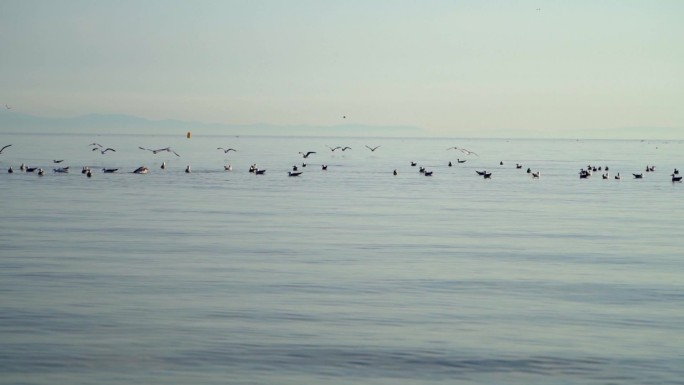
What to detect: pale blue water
<box><xmin>1</xmin><ymin>133</ymin><xmax>683</xmax><ymax>384</ymax></box>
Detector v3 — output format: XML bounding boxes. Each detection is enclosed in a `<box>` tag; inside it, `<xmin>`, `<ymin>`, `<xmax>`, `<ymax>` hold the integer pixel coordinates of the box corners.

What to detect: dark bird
<box><xmin>288</xmin><ymin>171</ymin><xmax>303</xmax><ymax>177</ymax></box>
<box><xmin>8</xmin><ymin>166</ymin><xmax>13</xmax><ymax>173</ymax></box>
<box><xmin>161</xmin><ymin>161</ymin><xmax>166</xmax><ymax>169</ymax></box>
<box><xmin>365</xmin><ymin>145</ymin><xmax>381</xmax><ymax>151</ymax></box>
<box><xmin>411</xmin><ymin>162</ymin><xmax>417</xmax><ymax>166</ymax></box>
<box><xmin>0</xmin><ymin>144</ymin><xmax>12</xmax><ymax>154</ymax></box>
<box><xmin>476</xmin><ymin>170</ymin><xmax>487</xmax><ymax>176</ymax></box>
<box><xmin>102</xmin><ymin>168</ymin><xmax>118</xmax><ymax>173</ymax></box>
<box><xmin>133</xmin><ymin>166</ymin><xmax>149</xmax><ymax>174</ymax></box>
<box><xmin>217</xmin><ymin>148</ymin><xmax>237</xmax><ymax>153</ymax></box>
<box><xmin>448</xmin><ymin>161</ymin><xmax>452</xmax><ymax>167</ymax></box>
<box><xmin>672</xmin><ymin>174</ymin><xmax>682</xmax><ymax>182</ymax></box>
<box><xmin>299</xmin><ymin>151</ymin><xmax>316</xmax><ymax>158</ymax></box>
<box><xmin>326</xmin><ymin>146</ymin><xmax>341</xmax><ymax>151</ymax></box>
<box><xmin>86</xmin><ymin>170</ymin><xmax>92</xmax><ymax>178</ymax></box>
<box><xmin>53</xmin><ymin>160</ymin><xmax>64</xmax><ymax>163</ymax></box>
<box><xmin>53</xmin><ymin>167</ymin><xmax>69</xmax><ymax>173</ymax></box>
<box><xmin>322</xmin><ymin>164</ymin><xmax>328</xmax><ymax>170</ymax></box>
<box><xmin>100</xmin><ymin>148</ymin><xmax>116</xmax><ymax>154</ymax></box>
<box><xmin>255</xmin><ymin>169</ymin><xmax>266</xmax><ymax>175</ymax></box>
<box><xmin>424</xmin><ymin>171</ymin><xmax>433</xmax><ymax>176</ymax></box>
<box><xmin>633</xmin><ymin>173</ymin><xmax>643</xmax><ymax>179</ymax></box>
<box><xmin>483</xmin><ymin>172</ymin><xmax>492</xmax><ymax>179</ymax></box>
<box><xmin>458</xmin><ymin>159</ymin><xmax>466</xmax><ymax>163</ymax></box>
<box><xmin>38</xmin><ymin>168</ymin><xmax>45</xmax><ymax>176</ymax></box>
<box><xmin>532</xmin><ymin>171</ymin><xmax>540</xmax><ymax>178</ymax></box>
<box><xmin>341</xmin><ymin>147</ymin><xmax>352</xmax><ymax>151</ymax></box>
<box><xmin>615</xmin><ymin>173</ymin><xmax>621</xmax><ymax>180</ymax></box>
<box><xmin>393</xmin><ymin>169</ymin><xmax>398</xmax><ymax>176</ymax></box>
<box><xmin>185</xmin><ymin>165</ymin><xmax>191</xmax><ymax>173</ymax></box>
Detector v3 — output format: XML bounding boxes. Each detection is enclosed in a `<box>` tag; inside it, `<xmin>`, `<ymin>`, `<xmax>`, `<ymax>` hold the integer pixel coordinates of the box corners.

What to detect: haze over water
<box><xmin>1</xmin><ymin>133</ymin><xmax>683</xmax><ymax>384</ymax></box>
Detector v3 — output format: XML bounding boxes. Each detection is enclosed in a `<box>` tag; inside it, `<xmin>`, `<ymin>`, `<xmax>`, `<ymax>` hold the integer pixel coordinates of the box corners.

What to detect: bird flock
<box><xmin>1</xmin><ymin>141</ymin><xmax>682</xmax><ymax>183</ymax></box>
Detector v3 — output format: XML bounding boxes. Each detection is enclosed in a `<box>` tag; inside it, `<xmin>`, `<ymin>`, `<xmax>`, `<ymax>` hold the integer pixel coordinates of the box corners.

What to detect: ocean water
<box><xmin>1</xmin><ymin>133</ymin><xmax>683</xmax><ymax>385</ymax></box>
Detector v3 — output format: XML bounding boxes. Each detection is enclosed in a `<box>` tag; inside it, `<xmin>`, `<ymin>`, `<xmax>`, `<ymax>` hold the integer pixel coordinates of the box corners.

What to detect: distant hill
<box><xmin>0</xmin><ymin>111</ymin><xmax>425</xmax><ymax>137</ymax></box>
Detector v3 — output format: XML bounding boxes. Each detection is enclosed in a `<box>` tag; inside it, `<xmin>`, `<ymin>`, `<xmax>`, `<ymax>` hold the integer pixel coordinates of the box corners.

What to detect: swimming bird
<box><xmin>672</xmin><ymin>174</ymin><xmax>682</xmax><ymax>182</ymax></box>
<box><xmin>476</xmin><ymin>170</ymin><xmax>487</xmax><ymax>176</ymax></box>
<box><xmin>602</xmin><ymin>173</ymin><xmax>609</xmax><ymax>179</ymax></box>
<box><xmin>393</xmin><ymin>169</ymin><xmax>398</xmax><ymax>176</ymax></box>
<box><xmin>86</xmin><ymin>170</ymin><xmax>92</xmax><ymax>178</ymax></box>
<box><xmin>516</xmin><ymin>164</ymin><xmax>522</xmax><ymax>169</ymax></box>
<box><xmin>53</xmin><ymin>167</ymin><xmax>69</xmax><ymax>173</ymax></box>
<box><xmin>424</xmin><ymin>171</ymin><xmax>433</xmax><ymax>176</ymax></box>
<box><xmin>81</xmin><ymin>166</ymin><xmax>91</xmax><ymax>174</ymax></box>
<box><xmin>37</xmin><ymin>168</ymin><xmax>44</xmax><ymax>176</ymax></box>
<box><xmin>673</xmin><ymin>168</ymin><xmax>679</xmax><ymax>175</ymax></box>
<box><xmin>321</xmin><ymin>164</ymin><xmax>328</xmax><ymax>170</ymax></box>
<box><xmin>25</xmin><ymin>167</ymin><xmax>38</xmax><ymax>172</ymax></box>
<box><xmin>299</xmin><ymin>151</ymin><xmax>316</xmax><ymax>158</ymax></box>
<box><xmin>615</xmin><ymin>173</ymin><xmax>621</xmax><ymax>180</ymax></box>
<box><xmin>457</xmin><ymin>159</ymin><xmax>466</xmax><ymax>163</ymax></box>
<box><xmin>133</xmin><ymin>166</ymin><xmax>149</xmax><ymax>174</ymax></box>
<box><xmin>531</xmin><ymin>171</ymin><xmax>540</xmax><ymax>178</ymax></box>
<box><xmin>161</xmin><ymin>161</ymin><xmax>166</xmax><ymax>169</ymax></box>
<box><xmin>410</xmin><ymin>162</ymin><xmax>417</xmax><ymax>166</ymax></box>
<box><xmin>0</xmin><ymin>144</ymin><xmax>12</xmax><ymax>154</ymax></box>
<box><xmin>102</xmin><ymin>168</ymin><xmax>118</xmax><ymax>173</ymax></box>
<box><xmin>185</xmin><ymin>165</ymin><xmax>191</xmax><ymax>173</ymax></box>
<box><xmin>288</xmin><ymin>171</ymin><xmax>303</xmax><ymax>177</ymax></box>
<box><xmin>217</xmin><ymin>147</ymin><xmax>236</xmax><ymax>153</ymax></box>
<box><xmin>292</xmin><ymin>165</ymin><xmax>298</xmax><ymax>171</ymax></box>
<box><xmin>20</xmin><ymin>163</ymin><xmax>26</xmax><ymax>171</ymax></box>
<box><xmin>224</xmin><ymin>165</ymin><xmax>232</xmax><ymax>171</ymax></box>
<box><xmin>255</xmin><ymin>169</ymin><xmax>266</xmax><ymax>175</ymax></box>
<box><xmin>633</xmin><ymin>173</ymin><xmax>643</xmax><ymax>179</ymax></box>
<box><xmin>483</xmin><ymin>172</ymin><xmax>492</xmax><ymax>179</ymax></box>
<box><xmin>53</xmin><ymin>159</ymin><xmax>64</xmax><ymax>163</ymax></box>
<box><xmin>365</xmin><ymin>145</ymin><xmax>381</xmax><ymax>151</ymax></box>
<box><xmin>8</xmin><ymin>166</ymin><xmax>13</xmax><ymax>173</ymax></box>
<box><xmin>448</xmin><ymin>161</ymin><xmax>452</xmax><ymax>167</ymax></box>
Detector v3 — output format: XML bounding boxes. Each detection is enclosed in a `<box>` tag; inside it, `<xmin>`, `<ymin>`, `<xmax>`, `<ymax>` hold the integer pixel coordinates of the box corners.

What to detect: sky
<box><xmin>1</xmin><ymin>0</ymin><xmax>683</xmax><ymax>136</ymax></box>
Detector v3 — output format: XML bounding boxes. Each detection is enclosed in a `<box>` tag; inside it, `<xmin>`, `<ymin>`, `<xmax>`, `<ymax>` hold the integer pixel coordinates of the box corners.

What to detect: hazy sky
<box><xmin>1</xmin><ymin>0</ymin><xmax>683</xmax><ymax>136</ymax></box>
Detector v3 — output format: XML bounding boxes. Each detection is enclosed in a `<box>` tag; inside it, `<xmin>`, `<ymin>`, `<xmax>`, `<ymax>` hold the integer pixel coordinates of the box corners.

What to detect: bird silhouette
<box><xmin>299</xmin><ymin>151</ymin><xmax>316</xmax><ymax>158</ymax></box>
<box><xmin>365</xmin><ymin>145</ymin><xmax>381</xmax><ymax>151</ymax></box>
<box><xmin>217</xmin><ymin>148</ymin><xmax>237</xmax><ymax>153</ymax></box>
<box><xmin>0</xmin><ymin>144</ymin><xmax>12</xmax><ymax>154</ymax></box>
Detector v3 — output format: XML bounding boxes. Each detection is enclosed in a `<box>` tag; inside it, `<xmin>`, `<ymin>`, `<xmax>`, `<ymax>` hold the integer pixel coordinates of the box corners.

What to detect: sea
<box><xmin>1</xmin><ymin>132</ymin><xmax>683</xmax><ymax>385</ymax></box>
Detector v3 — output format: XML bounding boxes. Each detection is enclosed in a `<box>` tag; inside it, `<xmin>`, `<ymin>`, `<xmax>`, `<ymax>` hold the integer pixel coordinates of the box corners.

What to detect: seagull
<box><xmin>133</xmin><ymin>166</ymin><xmax>149</xmax><ymax>174</ymax></box>
<box><xmin>0</xmin><ymin>144</ymin><xmax>12</xmax><ymax>154</ymax></box>
<box><xmin>99</xmin><ymin>148</ymin><xmax>116</xmax><ymax>154</ymax></box>
<box><xmin>53</xmin><ymin>160</ymin><xmax>64</xmax><ymax>163</ymax></box>
<box><xmin>321</xmin><ymin>164</ymin><xmax>328</xmax><ymax>170</ymax></box>
<box><xmin>185</xmin><ymin>165</ymin><xmax>191</xmax><ymax>173</ymax></box>
<box><xmin>102</xmin><ymin>168</ymin><xmax>118</xmax><ymax>173</ymax></box>
<box><xmin>341</xmin><ymin>147</ymin><xmax>352</xmax><ymax>151</ymax></box>
<box><xmin>89</xmin><ymin>143</ymin><xmax>103</xmax><ymax>148</ymax></box>
<box><xmin>288</xmin><ymin>171</ymin><xmax>303</xmax><ymax>177</ymax></box>
<box><xmin>365</xmin><ymin>145</ymin><xmax>381</xmax><ymax>151</ymax></box>
<box><xmin>299</xmin><ymin>151</ymin><xmax>316</xmax><ymax>158</ymax></box>
<box><xmin>53</xmin><ymin>167</ymin><xmax>69</xmax><ymax>173</ymax></box>
<box><xmin>326</xmin><ymin>146</ymin><xmax>341</xmax><ymax>152</ymax></box>
<box><xmin>447</xmin><ymin>147</ymin><xmax>479</xmax><ymax>156</ymax></box>
<box><xmin>161</xmin><ymin>161</ymin><xmax>166</xmax><ymax>169</ymax></box>
<box><xmin>255</xmin><ymin>169</ymin><xmax>266</xmax><ymax>175</ymax></box>
<box><xmin>217</xmin><ymin>147</ymin><xmax>237</xmax><ymax>153</ymax></box>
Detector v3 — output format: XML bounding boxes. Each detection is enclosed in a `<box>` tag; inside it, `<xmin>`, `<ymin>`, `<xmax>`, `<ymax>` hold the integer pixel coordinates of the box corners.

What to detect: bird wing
<box><xmin>0</xmin><ymin>144</ymin><xmax>11</xmax><ymax>153</ymax></box>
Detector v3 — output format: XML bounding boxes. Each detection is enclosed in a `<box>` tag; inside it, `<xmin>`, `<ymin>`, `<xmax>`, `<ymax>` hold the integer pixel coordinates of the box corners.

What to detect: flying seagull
<box><xmin>5</xmin><ymin>104</ymin><xmax>11</xmax><ymax>110</ymax></box>
<box><xmin>99</xmin><ymin>148</ymin><xmax>116</xmax><ymax>154</ymax></box>
<box><xmin>217</xmin><ymin>147</ymin><xmax>237</xmax><ymax>153</ymax></box>
<box><xmin>299</xmin><ymin>151</ymin><xmax>316</xmax><ymax>158</ymax></box>
<box><xmin>447</xmin><ymin>147</ymin><xmax>479</xmax><ymax>156</ymax></box>
<box><xmin>365</xmin><ymin>145</ymin><xmax>381</xmax><ymax>151</ymax></box>
<box><xmin>341</xmin><ymin>147</ymin><xmax>352</xmax><ymax>151</ymax></box>
<box><xmin>326</xmin><ymin>146</ymin><xmax>341</xmax><ymax>151</ymax></box>
<box><xmin>0</xmin><ymin>144</ymin><xmax>12</xmax><ymax>154</ymax></box>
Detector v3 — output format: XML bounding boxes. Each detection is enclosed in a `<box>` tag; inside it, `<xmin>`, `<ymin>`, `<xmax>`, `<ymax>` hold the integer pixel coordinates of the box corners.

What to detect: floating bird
<box><xmin>602</xmin><ymin>173</ymin><xmax>609</xmax><ymax>179</ymax></box>
<box><xmin>133</xmin><ymin>166</ymin><xmax>149</xmax><ymax>174</ymax></box>
<box><xmin>424</xmin><ymin>171</ymin><xmax>433</xmax><ymax>176</ymax></box>
<box><xmin>448</xmin><ymin>161</ymin><xmax>452</xmax><ymax>167</ymax></box>
<box><xmin>102</xmin><ymin>168</ymin><xmax>118</xmax><ymax>173</ymax></box>
<box><xmin>86</xmin><ymin>170</ymin><xmax>92</xmax><ymax>178</ymax></box>
<box><xmin>321</xmin><ymin>165</ymin><xmax>328</xmax><ymax>170</ymax></box>
<box><xmin>393</xmin><ymin>169</ymin><xmax>398</xmax><ymax>176</ymax></box>
<box><xmin>615</xmin><ymin>173</ymin><xmax>621</xmax><ymax>180</ymax></box>
<box><xmin>633</xmin><ymin>173</ymin><xmax>643</xmax><ymax>179</ymax></box>
<box><xmin>674</xmin><ymin>168</ymin><xmax>679</xmax><ymax>175</ymax></box>
<box><xmin>457</xmin><ymin>159</ymin><xmax>466</xmax><ymax>163</ymax></box>
<box><xmin>185</xmin><ymin>165</ymin><xmax>191</xmax><ymax>173</ymax></box>
<box><xmin>531</xmin><ymin>171</ymin><xmax>540</xmax><ymax>178</ymax></box>
<box><xmin>26</xmin><ymin>167</ymin><xmax>38</xmax><ymax>173</ymax></box>
<box><xmin>301</xmin><ymin>163</ymin><xmax>307</xmax><ymax>167</ymax></box>
<box><xmin>483</xmin><ymin>172</ymin><xmax>492</xmax><ymax>179</ymax></box>
<box><xmin>53</xmin><ymin>167</ymin><xmax>69</xmax><ymax>173</ymax></box>
<box><xmin>224</xmin><ymin>165</ymin><xmax>232</xmax><ymax>171</ymax></box>
<box><xmin>410</xmin><ymin>162</ymin><xmax>417</xmax><ymax>166</ymax></box>
<box><xmin>81</xmin><ymin>166</ymin><xmax>91</xmax><ymax>174</ymax></box>
<box><xmin>500</xmin><ymin>161</ymin><xmax>504</xmax><ymax>165</ymax></box>
<box><xmin>299</xmin><ymin>151</ymin><xmax>316</xmax><ymax>158</ymax></box>
<box><xmin>53</xmin><ymin>159</ymin><xmax>64</xmax><ymax>163</ymax></box>
<box><xmin>516</xmin><ymin>164</ymin><xmax>522</xmax><ymax>169</ymax></box>
<box><xmin>37</xmin><ymin>168</ymin><xmax>44</xmax><ymax>176</ymax></box>
<box><xmin>288</xmin><ymin>171</ymin><xmax>303</xmax><ymax>177</ymax></box>
<box><xmin>0</xmin><ymin>144</ymin><xmax>12</xmax><ymax>154</ymax></box>
<box><xmin>476</xmin><ymin>170</ymin><xmax>488</xmax><ymax>176</ymax></box>
<box><xmin>672</xmin><ymin>174</ymin><xmax>682</xmax><ymax>182</ymax></box>
<box><xmin>20</xmin><ymin>163</ymin><xmax>26</xmax><ymax>171</ymax></box>
<box><xmin>255</xmin><ymin>169</ymin><xmax>266</xmax><ymax>175</ymax></box>
<box><xmin>8</xmin><ymin>166</ymin><xmax>13</xmax><ymax>173</ymax></box>
<box><xmin>365</xmin><ymin>145</ymin><xmax>381</xmax><ymax>151</ymax></box>
<box><xmin>292</xmin><ymin>165</ymin><xmax>298</xmax><ymax>171</ymax></box>
<box><xmin>217</xmin><ymin>147</ymin><xmax>237</xmax><ymax>153</ymax></box>
<box><xmin>161</xmin><ymin>162</ymin><xmax>166</xmax><ymax>169</ymax></box>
